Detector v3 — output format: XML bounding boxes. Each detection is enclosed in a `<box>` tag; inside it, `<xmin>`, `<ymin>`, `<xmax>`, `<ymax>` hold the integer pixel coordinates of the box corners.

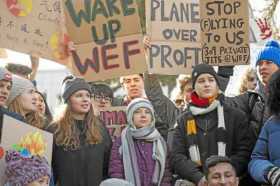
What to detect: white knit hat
<box><xmin>7</xmin><ymin>75</ymin><xmax>34</xmax><ymax>106</ymax></box>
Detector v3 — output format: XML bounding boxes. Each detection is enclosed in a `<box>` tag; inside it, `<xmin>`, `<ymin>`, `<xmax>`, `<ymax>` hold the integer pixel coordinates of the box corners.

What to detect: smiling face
<box><xmin>194</xmin><ymin>74</ymin><xmax>219</xmax><ymax>99</ymax></box>
<box><xmin>122</xmin><ymin>74</ymin><xmax>144</xmax><ymax>100</ymax></box>
<box><xmin>0</xmin><ymin>80</ymin><xmax>12</xmax><ymax>107</ymax></box>
<box><xmin>69</xmin><ymin>90</ymin><xmax>91</xmax><ymax>118</ymax></box>
<box><xmin>132</xmin><ymin>107</ymin><xmax>153</xmax><ymax>128</ymax></box>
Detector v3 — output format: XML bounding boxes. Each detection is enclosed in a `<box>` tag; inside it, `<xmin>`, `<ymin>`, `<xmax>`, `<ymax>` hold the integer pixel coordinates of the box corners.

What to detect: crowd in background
<box><xmin>0</xmin><ymin>38</ymin><xmax>280</xmax><ymax>186</ymax></box>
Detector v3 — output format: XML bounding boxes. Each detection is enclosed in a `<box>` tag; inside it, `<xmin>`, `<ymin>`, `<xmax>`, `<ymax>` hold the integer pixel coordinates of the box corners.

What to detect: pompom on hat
<box><xmin>61</xmin><ymin>75</ymin><xmax>91</xmax><ymax>102</ymax></box>
<box><xmin>256</xmin><ymin>39</ymin><xmax>280</xmax><ymax>67</ymax></box>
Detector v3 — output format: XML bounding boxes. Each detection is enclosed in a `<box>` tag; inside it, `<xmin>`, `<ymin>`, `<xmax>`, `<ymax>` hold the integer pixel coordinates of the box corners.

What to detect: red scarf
<box><xmin>190</xmin><ymin>92</ymin><xmax>217</xmax><ymax>107</ymax></box>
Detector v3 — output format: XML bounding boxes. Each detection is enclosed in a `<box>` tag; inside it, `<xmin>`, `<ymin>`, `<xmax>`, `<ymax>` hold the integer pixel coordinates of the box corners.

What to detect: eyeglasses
<box><xmin>93</xmin><ymin>94</ymin><xmax>112</xmax><ymax>103</ymax></box>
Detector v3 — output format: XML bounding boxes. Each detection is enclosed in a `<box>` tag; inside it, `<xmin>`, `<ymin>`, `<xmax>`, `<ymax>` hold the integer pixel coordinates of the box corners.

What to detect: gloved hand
<box><xmin>267</xmin><ymin>166</ymin><xmax>280</xmax><ymax>186</ymax></box>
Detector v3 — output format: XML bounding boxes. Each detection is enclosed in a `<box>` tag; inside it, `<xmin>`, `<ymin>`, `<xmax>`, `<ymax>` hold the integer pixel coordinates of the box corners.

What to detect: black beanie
<box><xmin>61</xmin><ymin>76</ymin><xmax>91</xmax><ymax>102</ymax></box>
<box><xmin>192</xmin><ymin>64</ymin><xmax>219</xmax><ymax>89</ymax></box>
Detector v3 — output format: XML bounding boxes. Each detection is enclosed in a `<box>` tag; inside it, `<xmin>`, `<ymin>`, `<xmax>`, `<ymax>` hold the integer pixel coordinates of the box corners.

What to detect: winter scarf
<box><xmin>120</xmin><ymin>98</ymin><xmax>167</xmax><ymax>186</ymax></box>
<box><xmin>186</xmin><ymin>93</ymin><xmax>227</xmax><ymax>165</ymax></box>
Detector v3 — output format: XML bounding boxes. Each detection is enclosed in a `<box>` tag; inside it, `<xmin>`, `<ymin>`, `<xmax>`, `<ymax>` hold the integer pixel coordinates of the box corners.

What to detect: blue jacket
<box><xmin>249</xmin><ymin>116</ymin><xmax>280</xmax><ymax>183</ymax></box>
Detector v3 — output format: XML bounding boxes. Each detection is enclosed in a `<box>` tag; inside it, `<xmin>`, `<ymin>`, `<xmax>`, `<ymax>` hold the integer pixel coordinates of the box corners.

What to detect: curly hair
<box><xmin>239</xmin><ymin>68</ymin><xmax>257</xmax><ymax>94</ymax></box>
<box><xmin>53</xmin><ymin>104</ymin><xmax>102</xmax><ymax>151</ymax></box>
<box><xmin>267</xmin><ymin>69</ymin><xmax>280</xmax><ymax>116</ymax></box>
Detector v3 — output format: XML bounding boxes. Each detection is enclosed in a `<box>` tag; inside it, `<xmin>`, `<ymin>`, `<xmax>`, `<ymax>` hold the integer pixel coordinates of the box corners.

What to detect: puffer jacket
<box><xmin>109</xmin><ymin>137</ymin><xmax>172</xmax><ymax>186</ymax></box>
<box><xmin>171</xmin><ymin>100</ymin><xmax>252</xmax><ymax>184</ymax></box>
<box><xmin>49</xmin><ymin>119</ymin><xmax>112</xmax><ymax>186</ymax></box>
<box><xmin>249</xmin><ymin>115</ymin><xmax>280</xmax><ymax>185</ymax></box>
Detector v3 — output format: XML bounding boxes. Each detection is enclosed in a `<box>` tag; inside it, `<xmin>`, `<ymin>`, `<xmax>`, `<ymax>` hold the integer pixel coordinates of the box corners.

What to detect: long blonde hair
<box><xmin>8</xmin><ymin>96</ymin><xmax>46</xmax><ymax>129</ymax></box>
<box><xmin>53</xmin><ymin>103</ymin><xmax>102</xmax><ymax>150</ymax></box>
<box><xmin>239</xmin><ymin>68</ymin><xmax>257</xmax><ymax>94</ymax></box>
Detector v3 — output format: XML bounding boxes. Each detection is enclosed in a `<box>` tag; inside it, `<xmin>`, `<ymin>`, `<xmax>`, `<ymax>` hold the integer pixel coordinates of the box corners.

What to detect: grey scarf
<box><xmin>120</xmin><ymin>125</ymin><xmax>167</xmax><ymax>186</ymax></box>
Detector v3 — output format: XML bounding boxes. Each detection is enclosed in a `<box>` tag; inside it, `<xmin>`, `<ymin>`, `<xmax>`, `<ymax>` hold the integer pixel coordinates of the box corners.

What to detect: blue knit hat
<box><xmin>256</xmin><ymin>40</ymin><xmax>280</xmax><ymax>67</ymax></box>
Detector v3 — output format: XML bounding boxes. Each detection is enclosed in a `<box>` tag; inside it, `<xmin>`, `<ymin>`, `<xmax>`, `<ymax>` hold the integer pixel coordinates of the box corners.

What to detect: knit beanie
<box><xmin>256</xmin><ymin>40</ymin><xmax>280</xmax><ymax>67</ymax></box>
<box><xmin>192</xmin><ymin>64</ymin><xmax>219</xmax><ymax>89</ymax></box>
<box><xmin>61</xmin><ymin>76</ymin><xmax>91</xmax><ymax>102</ymax></box>
<box><xmin>0</xmin><ymin>67</ymin><xmax>12</xmax><ymax>82</ymax></box>
<box><xmin>5</xmin><ymin>150</ymin><xmax>51</xmax><ymax>185</ymax></box>
<box><xmin>6</xmin><ymin>75</ymin><xmax>34</xmax><ymax>106</ymax></box>
<box><xmin>126</xmin><ymin>98</ymin><xmax>155</xmax><ymax>128</ymax></box>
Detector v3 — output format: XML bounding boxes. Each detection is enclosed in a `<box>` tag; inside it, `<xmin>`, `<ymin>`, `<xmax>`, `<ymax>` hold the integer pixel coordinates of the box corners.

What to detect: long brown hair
<box><xmin>8</xmin><ymin>96</ymin><xmax>46</xmax><ymax>129</ymax></box>
<box><xmin>53</xmin><ymin>103</ymin><xmax>102</xmax><ymax>150</ymax></box>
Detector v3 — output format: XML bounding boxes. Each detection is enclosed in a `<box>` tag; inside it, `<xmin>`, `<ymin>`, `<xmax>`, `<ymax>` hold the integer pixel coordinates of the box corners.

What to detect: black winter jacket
<box><xmin>49</xmin><ymin>119</ymin><xmax>112</xmax><ymax>186</ymax></box>
<box><xmin>225</xmin><ymin>88</ymin><xmax>267</xmax><ymax>142</ymax></box>
<box><xmin>171</xmin><ymin>101</ymin><xmax>252</xmax><ymax>184</ymax></box>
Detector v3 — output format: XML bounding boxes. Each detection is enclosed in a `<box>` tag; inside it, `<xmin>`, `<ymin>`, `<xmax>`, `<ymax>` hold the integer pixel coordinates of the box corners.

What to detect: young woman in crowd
<box><xmin>171</xmin><ymin>64</ymin><xmax>252</xmax><ymax>186</ymax></box>
<box><xmin>0</xmin><ymin>67</ymin><xmax>24</xmax><ymax>137</ymax></box>
<box><xmin>108</xmin><ymin>98</ymin><xmax>172</xmax><ymax>186</ymax></box>
<box><xmin>34</xmin><ymin>90</ymin><xmax>53</xmax><ymax>123</ymax></box>
<box><xmin>48</xmin><ymin>76</ymin><xmax>111</xmax><ymax>186</ymax></box>
<box><xmin>239</xmin><ymin>67</ymin><xmax>258</xmax><ymax>94</ymax></box>
<box><xmin>249</xmin><ymin>69</ymin><xmax>280</xmax><ymax>186</ymax></box>
<box><xmin>6</xmin><ymin>75</ymin><xmax>47</xmax><ymax>129</ymax></box>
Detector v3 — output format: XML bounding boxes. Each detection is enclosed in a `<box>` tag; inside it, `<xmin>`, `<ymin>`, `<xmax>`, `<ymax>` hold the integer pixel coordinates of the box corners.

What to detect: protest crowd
<box><xmin>1</xmin><ymin>0</ymin><xmax>280</xmax><ymax>186</ymax></box>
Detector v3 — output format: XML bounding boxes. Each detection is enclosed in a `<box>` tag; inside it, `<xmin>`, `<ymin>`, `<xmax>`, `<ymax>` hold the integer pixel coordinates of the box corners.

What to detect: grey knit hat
<box><xmin>0</xmin><ymin>67</ymin><xmax>12</xmax><ymax>82</ymax></box>
<box><xmin>7</xmin><ymin>75</ymin><xmax>34</xmax><ymax>105</ymax></box>
<box><xmin>126</xmin><ymin>98</ymin><xmax>155</xmax><ymax>128</ymax></box>
<box><xmin>61</xmin><ymin>76</ymin><xmax>91</xmax><ymax>102</ymax></box>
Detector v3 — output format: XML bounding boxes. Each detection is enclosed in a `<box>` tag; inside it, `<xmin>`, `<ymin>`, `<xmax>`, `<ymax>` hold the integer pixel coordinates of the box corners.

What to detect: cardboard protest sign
<box><xmin>200</xmin><ymin>0</ymin><xmax>250</xmax><ymax>66</ymax></box>
<box><xmin>146</xmin><ymin>0</ymin><xmax>201</xmax><ymax>75</ymax></box>
<box><xmin>0</xmin><ymin>115</ymin><xmax>53</xmax><ymax>185</ymax></box>
<box><xmin>0</xmin><ymin>0</ymin><xmax>67</xmax><ymax>62</ymax></box>
<box><xmin>99</xmin><ymin>106</ymin><xmax>127</xmax><ymax>141</ymax></box>
<box><xmin>0</xmin><ymin>48</ymin><xmax>7</xmax><ymax>58</ymax></box>
<box><xmin>64</xmin><ymin>0</ymin><xmax>147</xmax><ymax>81</ymax></box>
